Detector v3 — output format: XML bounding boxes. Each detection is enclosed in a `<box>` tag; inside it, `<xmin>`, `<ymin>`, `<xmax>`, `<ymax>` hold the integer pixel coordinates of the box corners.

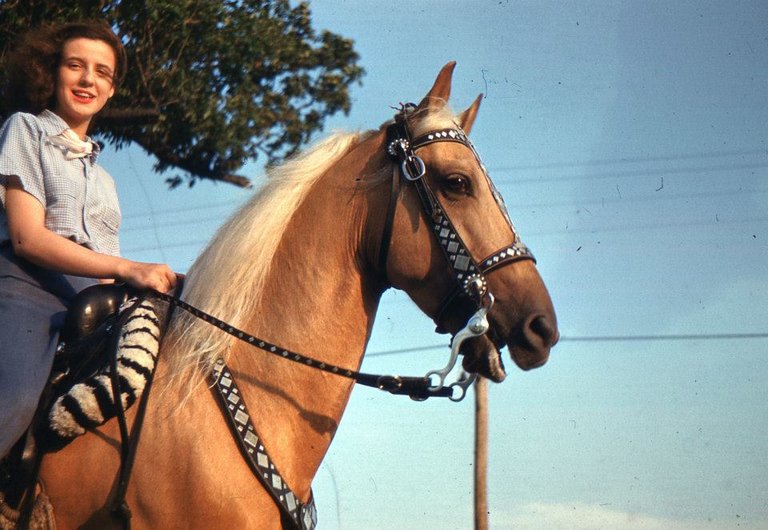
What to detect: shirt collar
<box><xmin>38</xmin><ymin>109</ymin><xmax>101</xmax><ymax>161</ymax></box>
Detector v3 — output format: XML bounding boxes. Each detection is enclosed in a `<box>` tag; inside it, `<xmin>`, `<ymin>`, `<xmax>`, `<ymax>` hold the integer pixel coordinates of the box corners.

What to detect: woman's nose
<box><xmin>79</xmin><ymin>67</ymin><xmax>95</xmax><ymax>85</ymax></box>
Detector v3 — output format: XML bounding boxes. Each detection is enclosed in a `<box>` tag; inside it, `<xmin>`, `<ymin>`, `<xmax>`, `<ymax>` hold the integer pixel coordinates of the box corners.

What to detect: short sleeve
<box><xmin>0</xmin><ymin>113</ymin><xmax>47</xmax><ymax>208</ymax></box>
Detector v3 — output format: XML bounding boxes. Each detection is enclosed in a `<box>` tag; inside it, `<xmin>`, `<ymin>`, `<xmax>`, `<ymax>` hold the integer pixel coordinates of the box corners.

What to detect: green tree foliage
<box><xmin>0</xmin><ymin>0</ymin><xmax>364</xmax><ymax>187</ymax></box>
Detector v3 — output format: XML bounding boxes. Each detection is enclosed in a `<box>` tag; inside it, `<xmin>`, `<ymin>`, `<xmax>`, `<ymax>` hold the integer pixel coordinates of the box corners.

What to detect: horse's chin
<box><xmin>460</xmin><ymin>335</ymin><xmax>507</xmax><ymax>383</ymax></box>
<box><xmin>459</xmin><ymin>327</ymin><xmax>550</xmax><ymax>381</ymax></box>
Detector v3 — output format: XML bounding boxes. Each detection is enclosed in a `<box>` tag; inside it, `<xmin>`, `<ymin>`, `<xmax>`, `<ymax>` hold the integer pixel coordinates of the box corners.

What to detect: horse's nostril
<box><xmin>527</xmin><ymin>315</ymin><xmax>559</xmax><ymax>349</ymax></box>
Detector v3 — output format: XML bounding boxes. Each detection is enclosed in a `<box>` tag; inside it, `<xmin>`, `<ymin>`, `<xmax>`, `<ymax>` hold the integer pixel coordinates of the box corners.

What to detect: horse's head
<box><xmin>380</xmin><ymin>62</ymin><xmax>558</xmax><ymax>383</ymax></box>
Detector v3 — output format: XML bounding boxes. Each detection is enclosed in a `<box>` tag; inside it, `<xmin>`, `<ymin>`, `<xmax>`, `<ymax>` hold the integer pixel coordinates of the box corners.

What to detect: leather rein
<box><xmin>153</xmin><ymin>289</ymin><xmax>454</xmax><ymax>399</ymax></box>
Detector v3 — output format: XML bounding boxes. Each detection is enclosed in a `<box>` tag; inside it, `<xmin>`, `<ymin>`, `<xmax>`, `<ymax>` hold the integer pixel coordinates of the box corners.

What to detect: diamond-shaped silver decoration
<box><xmin>244</xmin><ymin>430</ymin><xmax>258</xmax><ymax>447</ymax></box>
<box><xmin>286</xmin><ymin>492</ymin><xmax>297</xmax><ymax>511</ymax></box>
<box><xmin>302</xmin><ymin>505</ymin><xmax>317</xmax><ymax>530</ymax></box>
<box><xmin>234</xmin><ymin>409</ymin><xmax>249</xmax><ymax>425</ymax></box>
<box><xmin>454</xmin><ymin>255</ymin><xmax>471</xmax><ymax>271</ymax></box>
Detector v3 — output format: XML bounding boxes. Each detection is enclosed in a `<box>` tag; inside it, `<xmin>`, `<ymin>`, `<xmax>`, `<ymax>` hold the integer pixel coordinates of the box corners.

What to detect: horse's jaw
<box><xmin>459</xmin><ymin>318</ymin><xmax>554</xmax><ymax>382</ymax></box>
<box><xmin>460</xmin><ymin>334</ymin><xmax>507</xmax><ymax>382</ymax></box>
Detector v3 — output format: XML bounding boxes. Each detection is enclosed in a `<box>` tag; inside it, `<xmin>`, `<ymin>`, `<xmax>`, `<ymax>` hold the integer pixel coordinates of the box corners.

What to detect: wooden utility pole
<box><xmin>474</xmin><ymin>376</ymin><xmax>489</xmax><ymax>530</ymax></box>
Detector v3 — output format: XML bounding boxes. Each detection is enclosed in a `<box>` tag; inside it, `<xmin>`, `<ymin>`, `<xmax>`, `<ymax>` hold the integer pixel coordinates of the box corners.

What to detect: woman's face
<box><xmin>53</xmin><ymin>37</ymin><xmax>116</xmax><ymax>135</ymax></box>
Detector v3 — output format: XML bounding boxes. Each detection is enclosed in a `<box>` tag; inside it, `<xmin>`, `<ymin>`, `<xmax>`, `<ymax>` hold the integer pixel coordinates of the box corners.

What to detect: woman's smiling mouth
<box><xmin>72</xmin><ymin>90</ymin><xmax>96</xmax><ymax>103</ymax></box>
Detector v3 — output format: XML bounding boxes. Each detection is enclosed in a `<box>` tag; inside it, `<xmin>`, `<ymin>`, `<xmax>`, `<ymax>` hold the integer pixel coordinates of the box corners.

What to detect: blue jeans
<box><xmin>0</xmin><ymin>244</ymin><xmax>95</xmax><ymax>458</ymax></box>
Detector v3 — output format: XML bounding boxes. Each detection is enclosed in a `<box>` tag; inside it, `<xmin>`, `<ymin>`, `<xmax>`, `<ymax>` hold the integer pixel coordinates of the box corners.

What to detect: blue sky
<box><xmin>102</xmin><ymin>1</ymin><xmax>768</xmax><ymax>528</ymax></box>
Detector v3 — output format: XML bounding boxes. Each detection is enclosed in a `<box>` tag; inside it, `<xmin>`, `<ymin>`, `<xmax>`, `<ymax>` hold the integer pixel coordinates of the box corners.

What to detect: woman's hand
<box><xmin>116</xmin><ymin>261</ymin><xmax>178</xmax><ymax>293</ymax></box>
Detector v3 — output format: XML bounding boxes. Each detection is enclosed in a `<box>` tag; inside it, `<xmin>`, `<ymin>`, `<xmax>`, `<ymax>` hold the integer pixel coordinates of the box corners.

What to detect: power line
<box><xmin>122</xmin><ymin>213</ymin><xmax>231</xmax><ymax>234</ymax></box>
<box><xmin>487</xmin><ymin>148</ymin><xmax>768</xmax><ymax>172</ymax></box>
<box><xmin>118</xmin><ymin>183</ymin><xmax>768</xmax><ymax>236</ymax></box>
<box><xmin>509</xmin><ymin>186</ymin><xmax>768</xmax><ymax>211</ymax></box>
<box><xmin>558</xmin><ymin>332</ymin><xmax>768</xmax><ymax>342</ymax></box>
<box><xmin>116</xmin><ymin>151</ymin><xmax>768</xmax><ymax>254</ymax></box>
<box><xmin>127</xmin><ymin>149</ymin><xmax>167</xmax><ymax>262</ymax></box>
<box><xmin>495</xmin><ymin>162</ymin><xmax>768</xmax><ymax>185</ymax></box>
<box><xmin>121</xmin><ymin>211</ymin><xmax>768</xmax><ymax>255</ymax></box>
<box><xmin>121</xmin><ymin>198</ymin><xmax>245</xmax><ymax>223</ymax></box>
<box><xmin>116</xmin><ymin>151</ymin><xmax>767</xmax><ymax>228</ymax></box>
<box><xmin>524</xmin><ymin>214</ymin><xmax>768</xmax><ymax>238</ymax></box>
<box><xmin>365</xmin><ymin>332</ymin><xmax>768</xmax><ymax>357</ymax></box>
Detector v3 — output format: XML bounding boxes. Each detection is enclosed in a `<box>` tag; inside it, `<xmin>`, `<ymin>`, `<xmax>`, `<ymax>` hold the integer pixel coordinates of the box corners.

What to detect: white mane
<box><xmin>163</xmin><ymin>131</ymin><xmax>367</xmax><ymax>382</ymax></box>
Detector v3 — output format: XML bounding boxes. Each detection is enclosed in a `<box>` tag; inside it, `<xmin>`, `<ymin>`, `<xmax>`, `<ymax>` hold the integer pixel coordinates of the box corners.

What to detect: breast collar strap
<box><xmin>211</xmin><ymin>359</ymin><xmax>318</xmax><ymax>530</ymax></box>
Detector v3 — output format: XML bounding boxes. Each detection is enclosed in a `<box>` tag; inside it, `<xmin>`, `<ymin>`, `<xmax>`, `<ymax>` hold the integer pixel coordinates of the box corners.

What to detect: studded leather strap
<box><xmin>386</xmin><ymin>118</ymin><xmax>535</xmax><ymax>306</ymax></box>
<box><xmin>211</xmin><ymin>359</ymin><xmax>318</xmax><ymax>530</ymax></box>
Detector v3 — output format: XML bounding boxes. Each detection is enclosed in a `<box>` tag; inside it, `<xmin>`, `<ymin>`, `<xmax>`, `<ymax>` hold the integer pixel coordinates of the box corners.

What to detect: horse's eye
<box><xmin>443</xmin><ymin>174</ymin><xmax>472</xmax><ymax>196</ymax></box>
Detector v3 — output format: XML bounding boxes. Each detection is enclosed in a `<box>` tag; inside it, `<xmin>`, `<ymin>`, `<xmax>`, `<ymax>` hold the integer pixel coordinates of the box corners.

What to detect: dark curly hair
<box><xmin>2</xmin><ymin>20</ymin><xmax>127</xmax><ymax>115</ymax></box>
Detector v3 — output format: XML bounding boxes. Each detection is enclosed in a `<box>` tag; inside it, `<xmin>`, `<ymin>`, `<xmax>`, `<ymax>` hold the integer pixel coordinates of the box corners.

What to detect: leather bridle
<box><xmin>380</xmin><ymin>105</ymin><xmax>535</xmax><ymax>354</ymax></box>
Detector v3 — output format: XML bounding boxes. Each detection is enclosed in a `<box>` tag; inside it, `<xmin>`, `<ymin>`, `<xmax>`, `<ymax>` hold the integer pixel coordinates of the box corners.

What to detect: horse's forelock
<box><xmin>406</xmin><ymin>104</ymin><xmax>459</xmax><ymax>137</ymax></box>
<box><xmin>378</xmin><ymin>103</ymin><xmax>458</xmax><ymax>135</ymax></box>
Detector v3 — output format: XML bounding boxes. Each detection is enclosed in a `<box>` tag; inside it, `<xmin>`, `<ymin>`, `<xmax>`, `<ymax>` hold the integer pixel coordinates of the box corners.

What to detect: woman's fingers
<box><xmin>124</xmin><ymin>262</ymin><xmax>178</xmax><ymax>293</ymax></box>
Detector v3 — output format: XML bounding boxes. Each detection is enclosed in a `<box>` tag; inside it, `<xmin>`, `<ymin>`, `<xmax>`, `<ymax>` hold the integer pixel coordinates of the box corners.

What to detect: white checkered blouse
<box><xmin>0</xmin><ymin>110</ymin><xmax>121</xmax><ymax>256</ymax></box>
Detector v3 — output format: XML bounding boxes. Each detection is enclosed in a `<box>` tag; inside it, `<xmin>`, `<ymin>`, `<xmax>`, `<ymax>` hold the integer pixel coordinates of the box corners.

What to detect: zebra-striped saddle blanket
<box><xmin>37</xmin><ymin>287</ymin><xmax>166</xmax><ymax>452</ymax></box>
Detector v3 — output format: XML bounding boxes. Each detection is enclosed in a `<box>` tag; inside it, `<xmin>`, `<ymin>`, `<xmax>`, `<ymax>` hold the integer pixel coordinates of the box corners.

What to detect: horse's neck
<box><xmin>216</xmin><ymin>140</ymin><xmax>387</xmax><ymax>498</ymax></box>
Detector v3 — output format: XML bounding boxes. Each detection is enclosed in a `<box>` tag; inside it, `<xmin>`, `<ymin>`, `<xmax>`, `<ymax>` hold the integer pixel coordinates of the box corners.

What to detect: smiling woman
<box><xmin>53</xmin><ymin>38</ymin><xmax>116</xmax><ymax>138</ymax></box>
<box><xmin>0</xmin><ymin>21</ymin><xmax>179</xmax><ymax>461</ymax></box>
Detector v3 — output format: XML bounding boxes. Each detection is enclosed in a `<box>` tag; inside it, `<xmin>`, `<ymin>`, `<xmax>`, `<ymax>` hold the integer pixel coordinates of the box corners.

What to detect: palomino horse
<box><xmin>36</xmin><ymin>62</ymin><xmax>558</xmax><ymax>529</ymax></box>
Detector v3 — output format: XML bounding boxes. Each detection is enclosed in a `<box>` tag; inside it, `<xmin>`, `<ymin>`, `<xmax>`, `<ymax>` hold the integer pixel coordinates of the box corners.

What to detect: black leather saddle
<box><xmin>52</xmin><ymin>283</ymin><xmax>135</xmax><ymax>386</ymax></box>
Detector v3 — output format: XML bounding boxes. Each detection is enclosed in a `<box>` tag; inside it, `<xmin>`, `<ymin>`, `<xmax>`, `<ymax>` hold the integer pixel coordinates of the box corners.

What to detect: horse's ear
<box><xmin>458</xmin><ymin>94</ymin><xmax>483</xmax><ymax>134</ymax></box>
<box><xmin>416</xmin><ymin>61</ymin><xmax>456</xmax><ymax>113</ymax></box>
